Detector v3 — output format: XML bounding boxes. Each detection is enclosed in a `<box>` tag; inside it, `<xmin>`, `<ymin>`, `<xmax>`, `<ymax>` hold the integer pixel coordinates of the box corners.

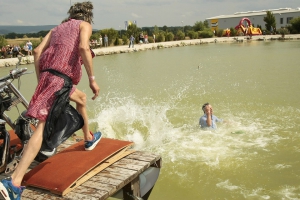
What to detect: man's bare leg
<box><xmin>70</xmin><ymin>88</ymin><xmax>93</xmax><ymax>141</ymax></box>
<box><xmin>11</xmin><ymin>121</ymin><xmax>45</xmax><ymax>186</ymax></box>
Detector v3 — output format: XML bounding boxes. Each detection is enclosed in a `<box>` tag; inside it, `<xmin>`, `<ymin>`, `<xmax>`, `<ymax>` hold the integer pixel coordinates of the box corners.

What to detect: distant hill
<box><xmin>0</xmin><ymin>25</ymin><xmax>99</xmax><ymax>35</ymax></box>
<box><xmin>0</xmin><ymin>25</ymin><xmax>57</xmax><ymax>35</ymax></box>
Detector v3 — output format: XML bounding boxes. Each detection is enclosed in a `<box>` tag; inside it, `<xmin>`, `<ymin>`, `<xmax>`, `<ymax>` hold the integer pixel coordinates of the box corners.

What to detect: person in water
<box><xmin>199</xmin><ymin>103</ymin><xmax>222</xmax><ymax>129</ymax></box>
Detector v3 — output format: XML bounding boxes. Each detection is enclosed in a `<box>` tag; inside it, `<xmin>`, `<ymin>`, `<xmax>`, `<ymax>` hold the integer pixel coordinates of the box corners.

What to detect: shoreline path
<box><xmin>1</xmin><ymin>34</ymin><xmax>299</xmax><ymax>68</ymax></box>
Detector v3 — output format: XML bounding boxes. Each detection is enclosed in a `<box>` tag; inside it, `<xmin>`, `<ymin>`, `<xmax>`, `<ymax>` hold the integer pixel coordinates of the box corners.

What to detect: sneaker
<box><xmin>0</xmin><ymin>178</ymin><xmax>25</xmax><ymax>200</ymax></box>
<box><xmin>85</xmin><ymin>132</ymin><xmax>102</xmax><ymax>151</ymax></box>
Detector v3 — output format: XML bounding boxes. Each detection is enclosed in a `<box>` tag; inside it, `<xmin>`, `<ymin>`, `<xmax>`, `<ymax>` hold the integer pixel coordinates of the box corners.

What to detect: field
<box><xmin>6</xmin><ymin>38</ymin><xmax>40</xmax><ymax>46</ymax></box>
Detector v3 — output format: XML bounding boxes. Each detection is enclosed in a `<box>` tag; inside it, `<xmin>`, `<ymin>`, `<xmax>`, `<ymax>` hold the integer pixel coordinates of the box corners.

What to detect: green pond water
<box><xmin>1</xmin><ymin>39</ymin><xmax>300</xmax><ymax>199</ymax></box>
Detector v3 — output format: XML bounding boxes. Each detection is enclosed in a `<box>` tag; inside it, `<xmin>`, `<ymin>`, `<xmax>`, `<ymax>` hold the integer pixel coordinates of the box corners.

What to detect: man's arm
<box><xmin>205</xmin><ymin>106</ymin><xmax>212</xmax><ymax>127</ymax></box>
<box><xmin>79</xmin><ymin>21</ymin><xmax>100</xmax><ymax>100</ymax></box>
<box><xmin>33</xmin><ymin>30</ymin><xmax>52</xmax><ymax>81</ymax></box>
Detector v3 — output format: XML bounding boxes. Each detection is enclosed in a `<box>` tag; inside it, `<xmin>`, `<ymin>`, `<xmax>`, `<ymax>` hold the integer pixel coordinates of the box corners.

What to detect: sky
<box><xmin>0</xmin><ymin>0</ymin><xmax>299</xmax><ymax>30</ymax></box>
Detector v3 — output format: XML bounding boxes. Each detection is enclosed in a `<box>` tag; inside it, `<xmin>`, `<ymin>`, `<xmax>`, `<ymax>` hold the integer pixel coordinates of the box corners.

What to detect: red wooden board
<box><xmin>22</xmin><ymin>138</ymin><xmax>134</xmax><ymax>194</ymax></box>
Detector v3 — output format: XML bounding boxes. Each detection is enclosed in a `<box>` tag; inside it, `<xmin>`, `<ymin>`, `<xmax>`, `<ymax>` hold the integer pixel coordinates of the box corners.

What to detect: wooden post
<box><xmin>123</xmin><ymin>176</ymin><xmax>141</xmax><ymax>200</ymax></box>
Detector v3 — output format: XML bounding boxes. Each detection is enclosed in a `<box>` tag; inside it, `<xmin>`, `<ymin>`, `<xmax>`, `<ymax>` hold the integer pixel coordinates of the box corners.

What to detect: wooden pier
<box><xmin>0</xmin><ymin>139</ymin><xmax>162</xmax><ymax>200</ymax></box>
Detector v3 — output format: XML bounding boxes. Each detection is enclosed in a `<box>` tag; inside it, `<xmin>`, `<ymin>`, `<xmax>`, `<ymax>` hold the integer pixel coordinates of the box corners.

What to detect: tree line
<box><xmin>1</xmin><ymin>13</ymin><xmax>300</xmax><ymax>48</ymax></box>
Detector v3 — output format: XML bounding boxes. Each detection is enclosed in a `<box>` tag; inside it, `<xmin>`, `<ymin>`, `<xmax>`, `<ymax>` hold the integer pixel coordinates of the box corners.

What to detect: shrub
<box><xmin>278</xmin><ymin>28</ymin><xmax>289</xmax><ymax>37</ymax></box>
<box><xmin>165</xmin><ymin>32</ymin><xmax>174</xmax><ymax>41</ymax></box>
<box><xmin>187</xmin><ymin>31</ymin><xmax>199</xmax><ymax>39</ymax></box>
<box><xmin>289</xmin><ymin>17</ymin><xmax>300</xmax><ymax>33</ymax></box>
<box><xmin>32</xmin><ymin>37</ymin><xmax>42</xmax><ymax>49</ymax></box>
<box><xmin>176</xmin><ymin>30</ymin><xmax>185</xmax><ymax>40</ymax></box>
<box><xmin>216</xmin><ymin>29</ymin><xmax>224</xmax><ymax>37</ymax></box>
<box><xmin>121</xmin><ymin>35</ymin><xmax>128</xmax><ymax>45</ymax></box>
<box><xmin>156</xmin><ymin>33</ymin><xmax>165</xmax><ymax>42</ymax></box>
<box><xmin>100</xmin><ymin>29</ymin><xmax>118</xmax><ymax>46</ymax></box>
<box><xmin>148</xmin><ymin>37</ymin><xmax>154</xmax><ymax>43</ymax></box>
<box><xmin>199</xmin><ymin>29</ymin><xmax>214</xmax><ymax>38</ymax></box>
<box><xmin>230</xmin><ymin>28</ymin><xmax>237</xmax><ymax>36</ymax></box>
<box><xmin>114</xmin><ymin>37</ymin><xmax>122</xmax><ymax>46</ymax></box>
<box><xmin>0</xmin><ymin>36</ymin><xmax>7</xmax><ymax>47</ymax></box>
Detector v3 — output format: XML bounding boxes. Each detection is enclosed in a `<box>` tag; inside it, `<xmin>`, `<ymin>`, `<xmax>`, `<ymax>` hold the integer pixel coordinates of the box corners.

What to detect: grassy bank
<box><xmin>6</xmin><ymin>38</ymin><xmax>40</xmax><ymax>46</ymax></box>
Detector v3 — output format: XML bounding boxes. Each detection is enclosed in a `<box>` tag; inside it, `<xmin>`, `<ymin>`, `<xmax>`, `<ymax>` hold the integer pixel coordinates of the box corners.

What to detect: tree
<box><xmin>0</xmin><ymin>35</ymin><xmax>7</xmax><ymax>47</ymax></box>
<box><xmin>278</xmin><ymin>28</ymin><xmax>289</xmax><ymax>37</ymax></box>
<box><xmin>5</xmin><ymin>32</ymin><xmax>18</xmax><ymax>39</ymax></box>
<box><xmin>156</xmin><ymin>31</ymin><xmax>165</xmax><ymax>42</ymax></box>
<box><xmin>165</xmin><ymin>32</ymin><xmax>174</xmax><ymax>41</ymax></box>
<box><xmin>100</xmin><ymin>28</ymin><xmax>118</xmax><ymax>46</ymax></box>
<box><xmin>162</xmin><ymin>25</ymin><xmax>168</xmax><ymax>32</ymax></box>
<box><xmin>187</xmin><ymin>30</ymin><xmax>198</xmax><ymax>39</ymax></box>
<box><xmin>126</xmin><ymin>24</ymin><xmax>141</xmax><ymax>43</ymax></box>
<box><xmin>203</xmin><ymin>20</ymin><xmax>209</xmax><ymax>28</ymax></box>
<box><xmin>264</xmin><ymin>11</ymin><xmax>276</xmax><ymax>32</ymax></box>
<box><xmin>230</xmin><ymin>27</ymin><xmax>237</xmax><ymax>36</ymax></box>
<box><xmin>183</xmin><ymin>25</ymin><xmax>192</xmax><ymax>34</ymax></box>
<box><xmin>176</xmin><ymin>30</ymin><xmax>185</xmax><ymax>40</ymax></box>
<box><xmin>90</xmin><ymin>34</ymin><xmax>98</xmax><ymax>41</ymax></box>
<box><xmin>153</xmin><ymin>25</ymin><xmax>159</xmax><ymax>37</ymax></box>
<box><xmin>199</xmin><ymin>29</ymin><xmax>213</xmax><ymax>38</ymax></box>
<box><xmin>193</xmin><ymin>21</ymin><xmax>205</xmax><ymax>32</ymax></box>
<box><xmin>289</xmin><ymin>17</ymin><xmax>300</xmax><ymax>33</ymax></box>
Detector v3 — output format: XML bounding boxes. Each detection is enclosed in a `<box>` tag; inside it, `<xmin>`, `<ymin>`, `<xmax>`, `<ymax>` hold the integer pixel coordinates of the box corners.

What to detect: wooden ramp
<box><xmin>22</xmin><ymin>138</ymin><xmax>134</xmax><ymax>196</ymax></box>
<box><xmin>0</xmin><ymin>138</ymin><xmax>162</xmax><ymax>200</ymax></box>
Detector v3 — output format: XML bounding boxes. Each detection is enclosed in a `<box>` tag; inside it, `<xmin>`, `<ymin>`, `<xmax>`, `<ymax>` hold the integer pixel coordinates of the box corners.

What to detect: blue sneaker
<box><xmin>0</xmin><ymin>178</ymin><xmax>25</xmax><ymax>200</ymax></box>
<box><xmin>85</xmin><ymin>132</ymin><xmax>102</xmax><ymax>151</ymax></box>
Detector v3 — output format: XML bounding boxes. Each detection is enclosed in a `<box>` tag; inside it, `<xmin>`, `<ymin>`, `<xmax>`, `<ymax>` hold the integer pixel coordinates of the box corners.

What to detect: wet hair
<box><xmin>62</xmin><ymin>1</ymin><xmax>94</xmax><ymax>24</ymax></box>
<box><xmin>202</xmin><ymin>102</ymin><xmax>209</xmax><ymax>113</ymax></box>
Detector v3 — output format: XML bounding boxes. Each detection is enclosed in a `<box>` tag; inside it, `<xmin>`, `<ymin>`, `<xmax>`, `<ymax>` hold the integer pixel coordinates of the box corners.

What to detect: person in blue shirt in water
<box><xmin>199</xmin><ymin>102</ymin><xmax>222</xmax><ymax>129</ymax></box>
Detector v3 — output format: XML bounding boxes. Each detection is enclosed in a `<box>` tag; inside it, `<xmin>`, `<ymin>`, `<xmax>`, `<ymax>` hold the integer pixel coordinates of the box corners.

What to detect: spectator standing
<box><xmin>1</xmin><ymin>46</ymin><xmax>7</xmax><ymax>58</ymax></box>
<box><xmin>139</xmin><ymin>33</ymin><xmax>144</xmax><ymax>44</ymax></box>
<box><xmin>23</xmin><ymin>44</ymin><xmax>29</xmax><ymax>54</ymax></box>
<box><xmin>104</xmin><ymin>35</ymin><xmax>108</xmax><ymax>47</ymax></box>
<box><xmin>99</xmin><ymin>35</ymin><xmax>102</xmax><ymax>47</ymax></box>
<box><xmin>26</xmin><ymin>40</ymin><xmax>33</xmax><ymax>55</ymax></box>
<box><xmin>129</xmin><ymin>35</ymin><xmax>135</xmax><ymax>48</ymax></box>
<box><xmin>144</xmin><ymin>34</ymin><xmax>149</xmax><ymax>44</ymax></box>
<box><xmin>153</xmin><ymin>34</ymin><xmax>155</xmax><ymax>43</ymax></box>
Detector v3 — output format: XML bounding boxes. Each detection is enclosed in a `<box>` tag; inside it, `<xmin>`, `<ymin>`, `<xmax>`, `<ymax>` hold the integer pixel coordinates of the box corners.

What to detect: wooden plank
<box><xmin>105</xmin><ymin>166</ymin><xmax>137</xmax><ymax>177</ymax></box>
<box><xmin>126</xmin><ymin>151</ymin><xmax>160</xmax><ymax>162</ymax></box>
<box><xmin>113</xmin><ymin>158</ymin><xmax>149</xmax><ymax>169</ymax></box>
<box><xmin>0</xmin><ymin>138</ymin><xmax>161</xmax><ymax>200</ymax></box>
<box><xmin>126</xmin><ymin>151</ymin><xmax>162</xmax><ymax>168</ymax></box>
<box><xmin>61</xmin><ymin>147</ymin><xmax>135</xmax><ymax>196</ymax></box>
<box><xmin>89</xmin><ymin>175</ymin><xmax>123</xmax><ymax>186</ymax></box>
<box><xmin>65</xmin><ymin>185</ymin><xmax>107</xmax><ymax>200</ymax></box>
<box><xmin>22</xmin><ymin>188</ymin><xmax>62</xmax><ymax>200</ymax></box>
<box><xmin>113</xmin><ymin>160</ymin><xmax>150</xmax><ymax>173</ymax></box>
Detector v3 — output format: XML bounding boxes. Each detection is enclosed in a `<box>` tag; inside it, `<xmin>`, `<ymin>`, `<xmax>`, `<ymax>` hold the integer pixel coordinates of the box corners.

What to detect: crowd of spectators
<box><xmin>0</xmin><ymin>40</ymin><xmax>33</xmax><ymax>59</ymax></box>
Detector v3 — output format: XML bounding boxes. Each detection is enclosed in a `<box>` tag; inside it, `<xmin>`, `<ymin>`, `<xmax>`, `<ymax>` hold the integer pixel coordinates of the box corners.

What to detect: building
<box><xmin>206</xmin><ymin>7</ymin><xmax>300</xmax><ymax>31</ymax></box>
<box><xmin>124</xmin><ymin>20</ymin><xmax>137</xmax><ymax>30</ymax></box>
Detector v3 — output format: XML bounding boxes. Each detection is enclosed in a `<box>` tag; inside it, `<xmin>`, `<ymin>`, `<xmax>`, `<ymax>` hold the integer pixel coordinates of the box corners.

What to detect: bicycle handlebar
<box><xmin>0</xmin><ymin>68</ymin><xmax>28</xmax><ymax>82</ymax></box>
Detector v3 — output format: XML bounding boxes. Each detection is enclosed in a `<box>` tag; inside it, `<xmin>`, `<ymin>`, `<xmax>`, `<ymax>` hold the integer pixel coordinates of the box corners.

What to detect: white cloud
<box><xmin>131</xmin><ymin>13</ymin><xmax>142</xmax><ymax>18</ymax></box>
<box><xmin>0</xmin><ymin>0</ymin><xmax>299</xmax><ymax>29</ymax></box>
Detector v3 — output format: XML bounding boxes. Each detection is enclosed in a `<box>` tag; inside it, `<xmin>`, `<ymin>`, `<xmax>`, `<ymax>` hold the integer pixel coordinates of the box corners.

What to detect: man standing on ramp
<box><xmin>0</xmin><ymin>2</ymin><xmax>101</xmax><ymax>199</ymax></box>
